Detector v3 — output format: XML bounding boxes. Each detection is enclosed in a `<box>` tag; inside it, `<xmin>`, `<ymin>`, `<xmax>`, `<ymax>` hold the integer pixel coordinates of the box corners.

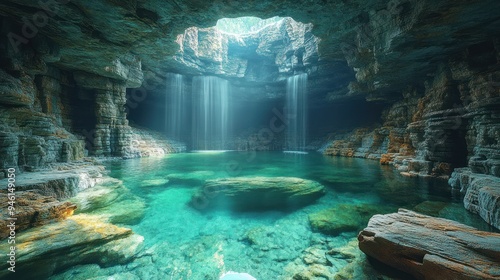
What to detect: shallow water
<box><xmin>51</xmin><ymin>152</ymin><xmax>493</xmax><ymax>279</ymax></box>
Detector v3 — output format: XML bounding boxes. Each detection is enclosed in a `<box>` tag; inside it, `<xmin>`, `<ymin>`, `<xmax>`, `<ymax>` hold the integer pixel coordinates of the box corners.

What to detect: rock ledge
<box><xmin>358</xmin><ymin>209</ymin><xmax>500</xmax><ymax>280</ymax></box>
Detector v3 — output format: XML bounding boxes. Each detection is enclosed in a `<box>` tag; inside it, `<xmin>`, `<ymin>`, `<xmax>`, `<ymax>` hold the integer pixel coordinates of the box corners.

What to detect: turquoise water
<box><xmin>53</xmin><ymin>152</ymin><xmax>493</xmax><ymax>279</ymax></box>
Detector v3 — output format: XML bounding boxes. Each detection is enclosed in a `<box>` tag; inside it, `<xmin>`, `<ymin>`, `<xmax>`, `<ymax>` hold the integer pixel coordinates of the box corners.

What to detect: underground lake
<box><xmin>0</xmin><ymin>1</ymin><xmax>499</xmax><ymax>279</ymax></box>
<box><xmin>24</xmin><ymin>152</ymin><xmax>498</xmax><ymax>279</ymax></box>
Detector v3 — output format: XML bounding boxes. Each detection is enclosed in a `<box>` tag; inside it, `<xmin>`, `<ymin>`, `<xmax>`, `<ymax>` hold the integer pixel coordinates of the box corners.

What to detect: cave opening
<box><xmin>126</xmin><ymin>15</ymin><xmax>347</xmax><ymax>151</ymax></box>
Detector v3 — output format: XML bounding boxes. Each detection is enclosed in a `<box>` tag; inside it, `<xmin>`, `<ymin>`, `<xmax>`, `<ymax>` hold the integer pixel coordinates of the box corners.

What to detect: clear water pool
<box><xmin>51</xmin><ymin>151</ymin><xmax>493</xmax><ymax>279</ymax></box>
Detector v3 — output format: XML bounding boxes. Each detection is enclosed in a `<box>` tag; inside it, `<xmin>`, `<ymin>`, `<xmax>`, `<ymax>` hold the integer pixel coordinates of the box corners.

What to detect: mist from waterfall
<box><xmin>285</xmin><ymin>73</ymin><xmax>308</xmax><ymax>151</ymax></box>
<box><xmin>192</xmin><ymin>76</ymin><xmax>230</xmax><ymax>150</ymax></box>
<box><xmin>165</xmin><ymin>73</ymin><xmax>188</xmax><ymax>142</ymax></box>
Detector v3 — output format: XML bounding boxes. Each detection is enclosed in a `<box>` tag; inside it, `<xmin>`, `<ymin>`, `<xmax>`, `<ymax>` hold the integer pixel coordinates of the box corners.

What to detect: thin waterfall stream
<box><xmin>191</xmin><ymin>76</ymin><xmax>230</xmax><ymax>150</ymax></box>
<box><xmin>165</xmin><ymin>73</ymin><xmax>187</xmax><ymax>142</ymax></box>
<box><xmin>285</xmin><ymin>73</ymin><xmax>308</xmax><ymax>152</ymax></box>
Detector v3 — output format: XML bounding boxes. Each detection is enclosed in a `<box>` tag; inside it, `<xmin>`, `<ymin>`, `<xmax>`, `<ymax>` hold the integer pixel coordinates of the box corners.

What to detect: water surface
<box><xmin>52</xmin><ymin>152</ymin><xmax>492</xmax><ymax>279</ymax></box>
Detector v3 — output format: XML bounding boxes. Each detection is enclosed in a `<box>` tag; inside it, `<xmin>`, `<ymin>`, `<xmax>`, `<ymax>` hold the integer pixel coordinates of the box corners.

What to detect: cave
<box><xmin>0</xmin><ymin>1</ymin><xmax>499</xmax><ymax>280</ymax></box>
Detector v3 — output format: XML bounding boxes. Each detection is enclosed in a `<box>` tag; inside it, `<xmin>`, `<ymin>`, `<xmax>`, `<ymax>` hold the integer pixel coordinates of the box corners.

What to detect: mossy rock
<box><xmin>308</xmin><ymin>204</ymin><xmax>396</xmax><ymax>235</ymax></box>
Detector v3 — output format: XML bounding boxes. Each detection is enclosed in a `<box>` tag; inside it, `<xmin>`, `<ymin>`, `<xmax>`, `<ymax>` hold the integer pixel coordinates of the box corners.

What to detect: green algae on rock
<box><xmin>191</xmin><ymin>176</ymin><xmax>325</xmax><ymax>211</ymax></box>
<box><xmin>308</xmin><ymin>204</ymin><xmax>396</xmax><ymax>235</ymax></box>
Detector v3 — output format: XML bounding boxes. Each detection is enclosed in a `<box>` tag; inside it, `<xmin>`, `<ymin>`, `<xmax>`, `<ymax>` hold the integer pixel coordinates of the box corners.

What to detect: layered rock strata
<box><xmin>0</xmin><ymin>214</ymin><xmax>144</xmax><ymax>280</ymax></box>
<box><xmin>358</xmin><ymin>209</ymin><xmax>500</xmax><ymax>280</ymax></box>
<box><xmin>0</xmin><ymin>162</ymin><xmax>103</xmax><ymax>238</ymax></box>
<box><xmin>449</xmin><ymin>168</ymin><xmax>500</xmax><ymax>229</ymax></box>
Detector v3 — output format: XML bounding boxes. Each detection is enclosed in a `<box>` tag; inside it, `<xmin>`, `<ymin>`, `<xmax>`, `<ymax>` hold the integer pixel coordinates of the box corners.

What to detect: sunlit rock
<box><xmin>70</xmin><ymin>178</ymin><xmax>146</xmax><ymax>225</ymax></box>
<box><xmin>0</xmin><ymin>191</ymin><xmax>76</xmax><ymax>239</ymax></box>
<box><xmin>0</xmin><ymin>214</ymin><xmax>144</xmax><ymax>280</ymax></box>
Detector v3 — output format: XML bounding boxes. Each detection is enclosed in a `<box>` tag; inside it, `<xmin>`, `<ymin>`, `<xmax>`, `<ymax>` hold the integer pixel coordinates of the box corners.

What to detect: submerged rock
<box><xmin>190</xmin><ymin>176</ymin><xmax>325</xmax><ymax>211</ymax></box>
<box><xmin>167</xmin><ymin>170</ymin><xmax>216</xmax><ymax>184</ymax></box>
<box><xmin>70</xmin><ymin>178</ymin><xmax>146</xmax><ymax>225</ymax></box>
<box><xmin>308</xmin><ymin>204</ymin><xmax>396</xmax><ymax>235</ymax></box>
<box><xmin>358</xmin><ymin>209</ymin><xmax>500</xmax><ymax>280</ymax></box>
<box><xmin>413</xmin><ymin>200</ymin><xmax>449</xmax><ymax>216</ymax></box>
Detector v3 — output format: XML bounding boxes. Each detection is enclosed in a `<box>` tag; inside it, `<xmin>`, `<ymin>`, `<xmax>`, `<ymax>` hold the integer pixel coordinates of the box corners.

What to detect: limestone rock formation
<box><xmin>0</xmin><ymin>214</ymin><xmax>144</xmax><ymax>280</ymax></box>
<box><xmin>358</xmin><ymin>209</ymin><xmax>500</xmax><ymax>280</ymax></box>
<box><xmin>190</xmin><ymin>176</ymin><xmax>325</xmax><ymax>211</ymax></box>
<box><xmin>0</xmin><ymin>191</ymin><xmax>76</xmax><ymax>239</ymax></box>
<box><xmin>175</xmin><ymin>17</ymin><xmax>319</xmax><ymax>79</ymax></box>
<box><xmin>0</xmin><ymin>162</ymin><xmax>103</xmax><ymax>237</ymax></box>
<box><xmin>449</xmin><ymin>168</ymin><xmax>500</xmax><ymax>229</ymax></box>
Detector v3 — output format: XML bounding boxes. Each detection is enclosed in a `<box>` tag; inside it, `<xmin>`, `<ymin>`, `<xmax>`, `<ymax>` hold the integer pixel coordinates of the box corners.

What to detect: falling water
<box><xmin>285</xmin><ymin>73</ymin><xmax>308</xmax><ymax>151</ymax></box>
<box><xmin>192</xmin><ymin>76</ymin><xmax>230</xmax><ymax>150</ymax></box>
<box><xmin>165</xmin><ymin>73</ymin><xmax>187</xmax><ymax>141</ymax></box>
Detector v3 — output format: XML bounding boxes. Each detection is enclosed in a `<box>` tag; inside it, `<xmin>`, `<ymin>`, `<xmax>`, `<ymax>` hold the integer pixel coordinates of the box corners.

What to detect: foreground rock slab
<box><xmin>358</xmin><ymin>209</ymin><xmax>500</xmax><ymax>280</ymax></box>
<box><xmin>0</xmin><ymin>214</ymin><xmax>143</xmax><ymax>280</ymax></box>
<box><xmin>0</xmin><ymin>191</ymin><xmax>76</xmax><ymax>239</ymax></box>
<box><xmin>190</xmin><ymin>176</ymin><xmax>325</xmax><ymax>211</ymax></box>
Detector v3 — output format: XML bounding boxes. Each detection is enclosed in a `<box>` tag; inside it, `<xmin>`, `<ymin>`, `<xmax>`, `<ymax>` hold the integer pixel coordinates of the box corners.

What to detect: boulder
<box><xmin>358</xmin><ymin>209</ymin><xmax>500</xmax><ymax>280</ymax></box>
<box><xmin>190</xmin><ymin>176</ymin><xmax>325</xmax><ymax>211</ymax></box>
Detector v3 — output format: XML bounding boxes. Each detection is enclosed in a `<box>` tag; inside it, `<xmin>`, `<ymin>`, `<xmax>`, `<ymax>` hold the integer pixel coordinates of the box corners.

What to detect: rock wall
<box><xmin>0</xmin><ymin>17</ymin><xmax>186</xmax><ymax>172</ymax></box>
<box><xmin>321</xmin><ymin>44</ymin><xmax>500</xmax><ymax>228</ymax></box>
<box><xmin>323</xmin><ymin>43</ymin><xmax>500</xmax><ymax>180</ymax></box>
<box><xmin>0</xmin><ymin>23</ymin><xmax>86</xmax><ymax>171</ymax></box>
<box><xmin>449</xmin><ymin>168</ymin><xmax>500</xmax><ymax>229</ymax></box>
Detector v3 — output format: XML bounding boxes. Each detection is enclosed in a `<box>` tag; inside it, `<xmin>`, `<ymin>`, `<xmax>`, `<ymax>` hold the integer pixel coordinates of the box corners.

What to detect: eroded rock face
<box><xmin>174</xmin><ymin>18</ymin><xmax>319</xmax><ymax>79</ymax></box>
<box><xmin>358</xmin><ymin>209</ymin><xmax>500</xmax><ymax>280</ymax></box>
<box><xmin>0</xmin><ymin>191</ymin><xmax>76</xmax><ymax>239</ymax></box>
<box><xmin>190</xmin><ymin>176</ymin><xmax>325</xmax><ymax>211</ymax></box>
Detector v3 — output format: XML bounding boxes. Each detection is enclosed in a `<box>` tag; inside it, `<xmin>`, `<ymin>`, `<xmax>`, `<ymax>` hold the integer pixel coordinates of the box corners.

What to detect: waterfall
<box><xmin>285</xmin><ymin>73</ymin><xmax>308</xmax><ymax>151</ymax></box>
<box><xmin>165</xmin><ymin>73</ymin><xmax>187</xmax><ymax>141</ymax></box>
<box><xmin>192</xmin><ymin>76</ymin><xmax>230</xmax><ymax>150</ymax></box>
